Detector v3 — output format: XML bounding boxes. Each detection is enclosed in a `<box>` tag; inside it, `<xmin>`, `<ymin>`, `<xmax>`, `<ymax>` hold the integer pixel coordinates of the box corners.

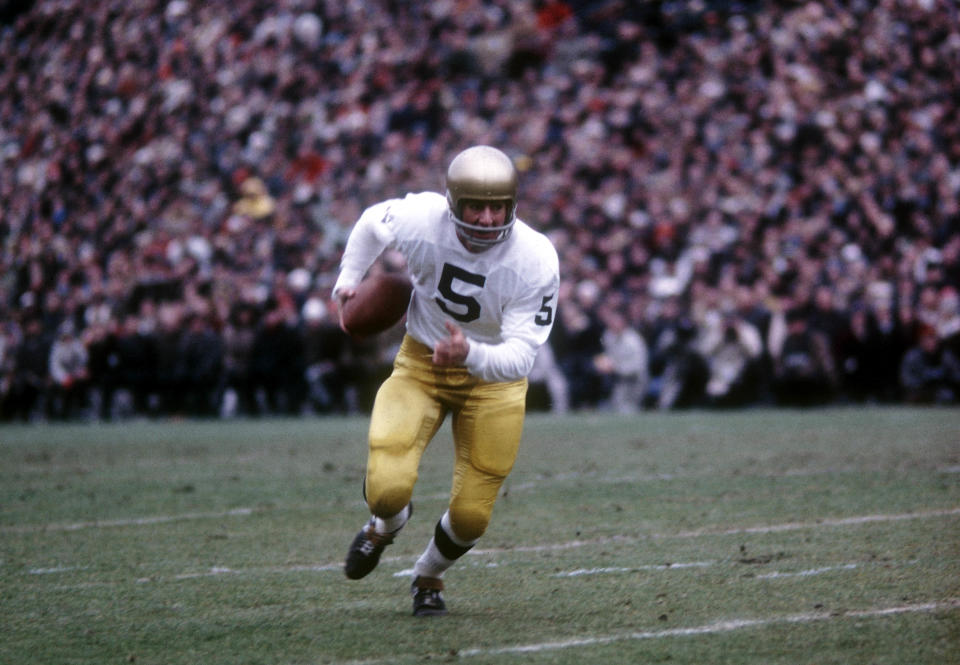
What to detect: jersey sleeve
<box><xmin>463</xmin><ymin>238</ymin><xmax>560</xmax><ymax>383</ymax></box>
<box><xmin>332</xmin><ymin>200</ymin><xmax>397</xmax><ymax>297</ymax></box>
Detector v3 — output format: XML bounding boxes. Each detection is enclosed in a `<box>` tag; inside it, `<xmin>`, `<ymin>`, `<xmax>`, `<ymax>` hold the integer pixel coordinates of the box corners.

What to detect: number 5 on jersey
<box><xmin>435</xmin><ymin>262</ymin><xmax>554</xmax><ymax>326</ymax></box>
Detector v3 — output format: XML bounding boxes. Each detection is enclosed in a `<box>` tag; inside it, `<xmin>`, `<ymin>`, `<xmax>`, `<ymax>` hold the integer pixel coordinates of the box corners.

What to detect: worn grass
<box><xmin>1</xmin><ymin>407</ymin><xmax>959</xmax><ymax>664</ymax></box>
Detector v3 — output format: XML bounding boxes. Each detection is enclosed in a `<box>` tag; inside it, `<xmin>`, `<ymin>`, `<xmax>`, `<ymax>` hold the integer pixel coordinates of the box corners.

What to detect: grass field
<box><xmin>2</xmin><ymin>408</ymin><xmax>959</xmax><ymax>664</ymax></box>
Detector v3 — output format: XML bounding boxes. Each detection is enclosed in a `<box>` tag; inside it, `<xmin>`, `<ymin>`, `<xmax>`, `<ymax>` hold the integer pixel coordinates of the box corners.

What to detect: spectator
<box><xmin>769</xmin><ymin>307</ymin><xmax>838</xmax><ymax>407</ymax></box>
<box><xmin>85</xmin><ymin>320</ymin><xmax>123</xmax><ymax>421</ymax></box>
<box><xmin>154</xmin><ymin>306</ymin><xmax>186</xmax><ymax>417</ymax></box>
<box><xmin>594</xmin><ymin>309</ymin><xmax>649</xmax><ymax>414</ymax></box>
<box><xmin>934</xmin><ymin>286</ymin><xmax>960</xmax><ymax>356</ymax></box>
<box><xmin>8</xmin><ymin>318</ymin><xmax>50</xmax><ymax>422</ymax></box>
<box><xmin>899</xmin><ymin>326</ymin><xmax>960</xmax><ymax>405</ymax></box>
<box><xmin>249</xmin><ymin>303</ymin><xmax>306</xmax><ymax>416</ymax></box>
<box><xmin>645</xmin><ymin>297</ymin><xmax>708</xmax><ymax>410</ymax></box>
<box><xmin>177</xmin><ymin>312</ymin><xmax>224</xmax><ymax>418</ymax></box>
<box><xmin>552</xmin><ymin>280</ymin><xmax>607</xmax><ymax>410</ymax></box>
<box><xmin>341</xmin><ymin>326</ymin><xmax>404</xmax><ymax>415</ymax></box>
<box><xmin>117</xmin><ymin>314</ymin><xmax>159</xmax><ymax>417</ymax></box>
<box><xmin>221</xmin><ymin>304</ymin><xmax>259</xmax><ymax>417</ymax></box>
<box><xmin>699</xmin><ymin>311</ymin><xmax>764</xmax><ymax>408</ymax></box>
<box><xmin>527</xmin><ymin>339</ymin><xmax>570</xmax><ymax>415</ymax></box>
<box><xmin>301</xmin><ymin>295</ymin><xmax>351</xmax><ymax>414</ymax></box>
<box><xmin>865</xmin><ymin>297</ymin><xmax>909</xmax><ymax>403</ymax></box>
<box><xmin>836</xmin><ymin>304</ymin><xmax>881</xmax><ymax>403</ymax></box>
<box><xmin>807</xmin><ymin>285</ymin><xmax>850</xmax><ymax>376</ymax></box>
<box><xmin>47</xmin><ymin>322</ymin><xmax>90</xmax><ymax>420</ymax></box>
<box><xmin>0</xmin><ymin>324</ymin><xmax>12</xmax><ymax>417</ymax></box>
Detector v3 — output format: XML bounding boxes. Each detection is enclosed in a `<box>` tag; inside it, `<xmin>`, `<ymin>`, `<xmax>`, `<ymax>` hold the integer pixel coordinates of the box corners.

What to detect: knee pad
<box><xmin>447</xmin><ymin>502</ymin><xmax>491</xmax><ymax>543</ymax></box>
<box><xmin>365</xmin><ymin>474</ymin><xmax>415</xmax><ymax>519</ymax></box>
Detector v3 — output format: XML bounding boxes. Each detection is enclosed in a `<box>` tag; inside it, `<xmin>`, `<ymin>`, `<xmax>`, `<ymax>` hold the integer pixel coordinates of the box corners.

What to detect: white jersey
<box><xmin>334</xmin><ymin>191</ymin><xmax>560</xmax><ymax>382</ymax></box>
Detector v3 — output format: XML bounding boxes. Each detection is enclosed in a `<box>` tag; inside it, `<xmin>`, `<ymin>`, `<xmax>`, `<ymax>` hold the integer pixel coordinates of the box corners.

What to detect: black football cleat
<box><xmin>411</xmin><ymin>576</ymin><xmax>447</xmax><ymax>617</ymax></box>
<box><xmin>344</xmin><ymin>518</ymin><xmax>396</xmax><ymax>580</ymax></box>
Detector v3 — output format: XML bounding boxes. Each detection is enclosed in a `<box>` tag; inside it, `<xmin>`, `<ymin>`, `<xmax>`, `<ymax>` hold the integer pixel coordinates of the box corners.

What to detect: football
<box><xmin>340</xmin><ymin>272</ymin><xmax>413</xmax><ymax>338</ymax></box>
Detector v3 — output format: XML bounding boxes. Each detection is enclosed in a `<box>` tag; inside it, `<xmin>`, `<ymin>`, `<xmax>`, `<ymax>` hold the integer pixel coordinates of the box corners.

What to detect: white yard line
<box><xmin>9</xmin><ymin>504</ymin><xmax>955</xmax><ymax>537</ymax></box>
<box><xmin>164</xmin><ymin>562</ymin><xmax>343</xmax><ymax>582</ymax></box>
<box><xmin>28</xmin><ymin>565</ymin><xmax>89</xmax><ymax>575</ymax></box>
<box><xmin>669</xmin><ymin>506</ymin><xmax>960</xmax><ymax>539</ymax></box>
<box><xmin>549</xmin><ymin>561</ymin><xmax>898</xmax><ymax>581</ymax></box>
<box><xmin>1</xmin><ymin>507</ymin><xmax>256</xmax><ymax>533</ymax></box>
<box><xmin>39</xmin><ymin>558</ymin><xmax>869</xmax><ymax>588</ymax></box>
<box><xmin>337</xmin><ymin>600</ymin><xmax>959</xmax><ymax>665</ymax></box>
<box><xmin>457</xmin><ymin>601</ymin><xmax>960</xmax><ymax>658</ymax></box>
<box><xmin>756</xmin><ymin>563</ymin><xmax>860</xmax><ymax>579</ymax></box>
<box><xmin>551</xmin><ymin>562</ymin><xmax>715</xmax><ymax>577</ymax></box>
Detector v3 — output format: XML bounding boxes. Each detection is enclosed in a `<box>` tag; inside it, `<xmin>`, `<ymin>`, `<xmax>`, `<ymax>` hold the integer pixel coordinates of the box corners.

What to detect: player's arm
<box><xmin>463</xmin><ymin>238</ymin><xmax>559</xmax><ymax>382</ymax></box>
<box><xmin>464</xmin><ymin>290</ymin><xmax>557</xmax><ymax>382</ymax></box>
<box><xmin>460</xmin><ymin>243</ymin><xmax>559</xmax><ymax>383</ymax></box>
<box><xmin>333</xmin><ymin>200</ymin><xmax>397</xmax><ymax>325</ymax></box>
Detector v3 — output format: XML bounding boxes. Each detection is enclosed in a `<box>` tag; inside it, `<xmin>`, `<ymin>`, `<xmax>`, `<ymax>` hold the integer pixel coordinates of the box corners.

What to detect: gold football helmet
<box><xmin>445</xmin><ymin>146</ymin><xmax>518</xmax><ymax>251</ymax></box>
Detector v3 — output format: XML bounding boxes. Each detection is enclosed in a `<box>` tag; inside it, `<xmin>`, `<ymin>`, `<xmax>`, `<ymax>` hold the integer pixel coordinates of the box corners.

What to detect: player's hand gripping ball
<box><xmin>339</xmin><ymin>273</ymin><xmax>413</xmax><ymax>338</ymax></box>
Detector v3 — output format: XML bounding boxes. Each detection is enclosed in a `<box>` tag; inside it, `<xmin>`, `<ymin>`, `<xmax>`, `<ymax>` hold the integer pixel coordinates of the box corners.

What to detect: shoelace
<box><xmin>359</xmin><ymin>527</ymin><xmax>394</xmax><ymax>555</ymax></box>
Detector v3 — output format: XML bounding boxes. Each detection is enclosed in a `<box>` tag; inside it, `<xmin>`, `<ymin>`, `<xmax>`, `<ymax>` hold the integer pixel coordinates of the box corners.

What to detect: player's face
<box><xmin>461</xmin><ymin>200</ymin><xmax>508</xmax><ymax>241</ymax></box>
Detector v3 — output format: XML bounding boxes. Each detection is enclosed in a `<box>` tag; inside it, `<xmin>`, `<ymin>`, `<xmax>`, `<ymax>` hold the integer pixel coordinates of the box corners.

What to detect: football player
<box><xmin>333</xmin><ymin>145</ymin><xmax>560</xmax><ymax>616</ymax></box>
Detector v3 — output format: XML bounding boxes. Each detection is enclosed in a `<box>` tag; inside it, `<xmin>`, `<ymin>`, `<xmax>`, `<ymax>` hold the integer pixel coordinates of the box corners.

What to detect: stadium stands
<box><xmin>1</xmin><ymin>0</ymin><xmax>958</xmax><ymax>420</ymax></box>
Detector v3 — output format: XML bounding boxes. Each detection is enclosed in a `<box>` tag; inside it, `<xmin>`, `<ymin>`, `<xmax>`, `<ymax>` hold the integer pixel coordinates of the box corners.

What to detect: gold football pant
<box><xmin>364</xmin><ymin>335</ymin><xmax>527</xmax><ymax>543</ymax></box>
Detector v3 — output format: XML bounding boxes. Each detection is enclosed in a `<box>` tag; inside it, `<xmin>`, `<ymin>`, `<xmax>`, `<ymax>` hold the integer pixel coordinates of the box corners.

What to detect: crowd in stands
<box><xmin>2</xmin><ymin>0</ymin><xmax>960</xmax><ymax>422</ymax></box>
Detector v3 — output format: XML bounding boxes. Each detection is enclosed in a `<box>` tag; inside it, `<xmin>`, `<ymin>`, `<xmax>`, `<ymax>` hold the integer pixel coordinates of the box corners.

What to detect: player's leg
<box><xmin>344</xmin><ymin>366</ymin><xmax>445</xmax><ymax>580</ymax></box>
<box><xmin>410</xmin><ymin>378</ymin><xmax>527</xmax><ymax>614</ymax></box>
<box><xmin>366</xmin><ymin>372</ymin><xmax>445</xmax><ymax>518</ymax></box>
<box><xmin>447</xmin><ymin>378</ymin><xmax>527</xmax><ymax>540</ymax></box>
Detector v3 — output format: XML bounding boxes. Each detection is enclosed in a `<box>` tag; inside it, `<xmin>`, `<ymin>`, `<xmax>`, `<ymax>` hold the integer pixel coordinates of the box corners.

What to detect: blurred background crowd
<box><xmin>2</xmin><ymin>0</ymin><xmax>960</xmax><ymax>422</ymax></box>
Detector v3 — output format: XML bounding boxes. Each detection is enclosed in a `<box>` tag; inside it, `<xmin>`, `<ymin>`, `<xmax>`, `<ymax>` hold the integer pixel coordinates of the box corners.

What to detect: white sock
<box><xmin>412</xmin><ymin>511</ymin><xmax>478</xmax><ymax>579</ymax></box>
<box><xmin>412</xmin><ymin>538</ymin><xmax>454</xmax><ymax>579</ymax></box>
<box><xmin>374</xmin><ymin>503</ymin><xmax>410</xmax><ymax>535</ymax></box>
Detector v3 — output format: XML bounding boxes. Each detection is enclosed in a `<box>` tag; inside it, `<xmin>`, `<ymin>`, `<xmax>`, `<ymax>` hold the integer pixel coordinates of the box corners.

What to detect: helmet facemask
<box><xmin>445</xmin><ymin>146</ymin><xmax>518</xmax><ymax>252</ymax></box>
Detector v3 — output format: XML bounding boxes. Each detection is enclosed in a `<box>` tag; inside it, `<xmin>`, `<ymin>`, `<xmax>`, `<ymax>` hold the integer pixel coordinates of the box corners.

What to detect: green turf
<box><xmin>1</xmin><ymin>408</ymin><xmax>958</xmax><ymax>664</ymax></box>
